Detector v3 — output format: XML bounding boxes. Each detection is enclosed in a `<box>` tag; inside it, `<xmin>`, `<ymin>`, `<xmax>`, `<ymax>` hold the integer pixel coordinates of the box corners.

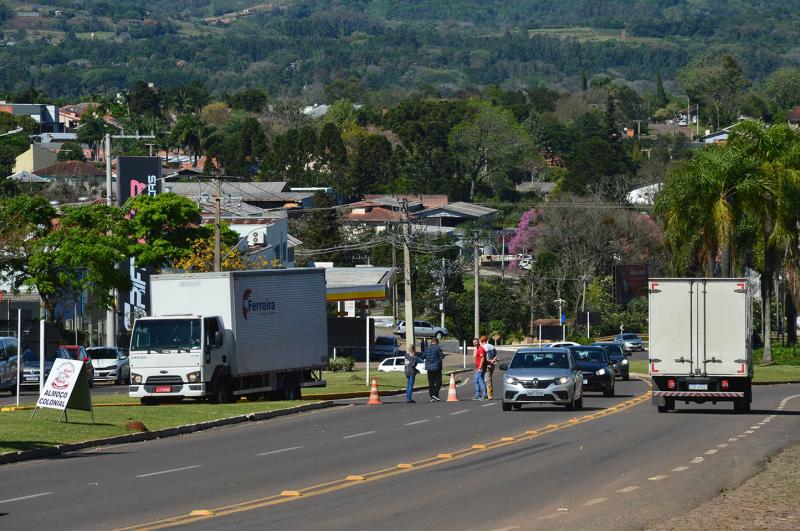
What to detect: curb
<box><xmin>305</xmin><ymin>368</ymin><xmax>472</xmax><ymax>401</ymax></box>
<box><xmin>0</xmin><ymin>400</ymin><xmax>335</xmax><ymax>466</ymax></box>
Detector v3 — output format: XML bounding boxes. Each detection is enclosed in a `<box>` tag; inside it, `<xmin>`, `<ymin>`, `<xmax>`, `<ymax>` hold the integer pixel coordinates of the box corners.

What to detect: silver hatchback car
<box><xmin>500</xmin><ymin>348</ymin><xmax>584</xmax><ymax>411</ymax></box>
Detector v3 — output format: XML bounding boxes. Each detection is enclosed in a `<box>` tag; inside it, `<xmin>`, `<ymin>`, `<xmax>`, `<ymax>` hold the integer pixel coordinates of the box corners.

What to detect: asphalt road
<box><xmin>1</xmin><ymin>377</ymin><xmax>799</xmax><ymax>530</ymax></box>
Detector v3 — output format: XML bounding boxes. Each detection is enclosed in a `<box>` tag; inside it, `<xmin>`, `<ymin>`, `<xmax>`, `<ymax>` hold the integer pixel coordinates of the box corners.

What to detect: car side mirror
<box><xmin>499</xmin><ymin>363</ymin><xmax>508</xmax><ymax>371</ymax></box>
<box><xmin>214</xmin><ymin>331</ymin><xmax>224</xmax><ymax>347</ymax></box>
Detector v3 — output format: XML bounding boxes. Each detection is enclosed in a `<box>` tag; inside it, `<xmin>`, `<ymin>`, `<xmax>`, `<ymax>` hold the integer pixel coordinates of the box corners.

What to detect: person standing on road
<box><xmin>472</xmin><ymin>338</ymin><xmax>487</xmax><ymax>400</ymax></box>
<box><xmin>481</xmin><ymin>336</ymin><xmax>499</xmax><ymax>400</ymax></box>
<box><xmin>422</xmin><ymin>338</ymin><xmax>445</xmax><ymax>401</ymax></box>
<box><xmin>404</xmin><ymin>345</ymin><xmax>420</xmax><ymax>403</ymax></box>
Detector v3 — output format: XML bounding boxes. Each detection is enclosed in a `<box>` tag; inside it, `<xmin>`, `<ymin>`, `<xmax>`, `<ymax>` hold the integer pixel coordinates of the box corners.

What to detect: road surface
<box><xmin>1</xmin><ymin>378</ymin><xmax>799</xmax><ymax>530</ymax></box>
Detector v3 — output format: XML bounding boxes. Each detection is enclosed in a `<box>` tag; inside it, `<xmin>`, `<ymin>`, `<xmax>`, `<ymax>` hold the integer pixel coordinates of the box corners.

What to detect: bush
<box><xmin>754</xmin><ymin>345</ymin><xmax>800</xmax><ymax>365</ymax></box>
<box><xmin>328</xmin><ymin>356</ymin><xmax>355</xmax><ymax>372</ymax></box>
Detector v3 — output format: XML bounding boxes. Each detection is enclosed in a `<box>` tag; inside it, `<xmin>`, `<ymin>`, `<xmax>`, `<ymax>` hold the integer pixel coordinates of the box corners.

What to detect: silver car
<box><xmin>500</xmin><ymin>348</ymin><xmax>583</xmax><ymax>411</ymax></box>
<box><xmin>86</xmin><ymin>346</ymin><xmax>130</xmax><ymax>384</ymax></box>
<box><xmin>614</xmin><ymin>333</ymin><xmax>644</xmax><ymax>352</ymax></box>
<box><xmin>394</xmin><ymin>320</ymin><xmax>449</xmax><ymax>339</ymax></box>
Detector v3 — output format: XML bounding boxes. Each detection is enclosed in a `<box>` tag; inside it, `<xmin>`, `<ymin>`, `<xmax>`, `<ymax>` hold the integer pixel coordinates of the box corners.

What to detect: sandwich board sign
<box><xmin>32</xmin><ymin>358</ymin><xmax>94</xmax><ymax>423</ymax></box>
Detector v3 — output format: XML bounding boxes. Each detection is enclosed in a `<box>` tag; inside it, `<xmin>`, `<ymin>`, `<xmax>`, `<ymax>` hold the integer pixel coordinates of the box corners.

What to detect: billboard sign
<box><xmin>118</xmin><ymin>157</ymin><xmax>162</xmax><ymax>331</ymax></box>
<box><xmin>614</xmin><ymin>264</ymin><xmax>649</xmax><ymax>305</ymax></box>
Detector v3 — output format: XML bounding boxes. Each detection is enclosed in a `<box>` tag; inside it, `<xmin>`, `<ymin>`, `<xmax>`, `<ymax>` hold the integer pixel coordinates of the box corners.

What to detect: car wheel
<box><xmin>565</xmin><ymin>394</ymin><xmax>576</xmax><ymax>411</ymax></box>
<box><xmin>603</xmin><ymin>383</ymin><xmax>615</xmax><ymax>397</ymax></box>
<box><xmin>502</xmin><ymin>401</ymin><xmax>511</xmax><ymax>411</ymax></box>
<box><xmin>575</xmin><ymin>395</ymin><xmax>583</xmax><ymax>410</ymax></box>
<box><xmin>623</xmin><ymin>372</ymin><xmax>630</xmax><ymax>381</ymax></box>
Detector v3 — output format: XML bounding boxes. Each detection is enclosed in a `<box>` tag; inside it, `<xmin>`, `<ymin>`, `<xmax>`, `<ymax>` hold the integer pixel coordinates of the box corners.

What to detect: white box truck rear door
<box><xmin>701</xmin><ymin>280</ymin><xmax>750</xmax><ymax>377</ymax></box>
<box><xmin>649</xmin><ymin>279</ymin><xmax>694</xmax><ymax>377</ymax></box>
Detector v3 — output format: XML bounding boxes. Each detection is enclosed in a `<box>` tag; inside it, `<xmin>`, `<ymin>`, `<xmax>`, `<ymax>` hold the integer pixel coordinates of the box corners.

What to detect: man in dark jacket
<box><xmin>422</xmin><ymin>338</ymin><xmax>445</xmax><ymax>401</ymax></box>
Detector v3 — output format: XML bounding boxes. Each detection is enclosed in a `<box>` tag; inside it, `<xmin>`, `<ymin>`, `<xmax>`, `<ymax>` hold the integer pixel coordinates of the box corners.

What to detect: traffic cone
<box><xmin>446</xmin><ymin>373</ymin><xmax>459</xmax><ymax>402</ymax></box>
<box><xmin>367</xmin><ymin>379</ymin><xmax>381</xmax><ymax>405</ymax></box>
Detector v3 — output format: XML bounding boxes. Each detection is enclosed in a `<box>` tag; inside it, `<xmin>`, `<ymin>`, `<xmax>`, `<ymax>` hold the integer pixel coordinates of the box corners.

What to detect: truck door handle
<box><xmin>703</xmin><ymin>358</ymin><xmax>723</xmax><ymax>364</ymax></box>
<box><xmin>673</xmin><ymin>357</ymin><xmax>691</xmax><ymax>363</ymax></box>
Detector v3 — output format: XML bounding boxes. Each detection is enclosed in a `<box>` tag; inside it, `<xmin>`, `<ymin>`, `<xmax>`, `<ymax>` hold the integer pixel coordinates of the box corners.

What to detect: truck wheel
<box><xmin>657</xmin><ymin>398</ymin><xmax>675</xmax><ymax>413</ymax></box>
<box><xmin>734</xmin><ymin>398</ymin><xmax>751</xmax><ymax>413</ymax></box>
<box><xmin>210</xmin><ymin>377</ymin><xmax>233</xmax><ymax>404</ymax></box>
<box><xmin>502</xmin><ymin>401</ymin><xmax>511</xmax><ymax>411</ymax></box>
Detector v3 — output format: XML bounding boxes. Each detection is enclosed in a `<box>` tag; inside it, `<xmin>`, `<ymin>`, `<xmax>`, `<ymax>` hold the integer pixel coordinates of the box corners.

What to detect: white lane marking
<box><xmin>728</xmin><ymin>438</ymin><xmax>738</xmax><ymax>442</ymax></box>
<box><xmin>343</xmin><ymin>431</ymin><xmax>376</xmax><ymax>439</ymax></box>
<box><xmin>137</xmin><ymin>465</ymin><xmax>202</xmax><ymax>478</ymax></box>
<box><xmin>584</xmin><ymin>497</ymin><xmax>608</xmax><ymax>506</ymax></box>
<box><xmin>492</xmin><ymin>526</ymin><xmax>520</xmax><ymax>531</ymax></box>
<box><xmin>705</xmin><ymin>449</ymin><xmax>718</xmax><ymax>455</ymax></box>
<box><xmin>744</xmin><ymin>430</ymin><xmax>754</xmax><ymax>434</ymax></box>
<box><xmin>648</xmin><ymin>475</ymin><xmax>668</xmax><ymax>481</ymax></box>
<box><xmin>538</xmin><ymin>514</ymin><xmax>562</xmax><ymax>521</ymax></box>
<box><xmin>0</xmin><ymin>492</ymin><xmax>52</xmax><ymax>504</ymax></box>
<box><xmin>717</xmin><ymin>444</ymin><xmax>728</xmax><ymax>448</ymax></box>
<box><xmin>405</xmin><ymin>419</ymin><xmax>430</xmax><ymax>426</ymax></box>
<box><xmin>672</xmin><ymin>466</ymin><xmax>689</xmax><ymax>472</ymax></box>
<box><xmin>691</xmin><ymin>457</ymin><xmax>704</xmax><ymax>464</ymax></box>
<box><xmin>257</xmin><ymin>446</ymin><xmax>303</xmax><ymax>457</ymax></box>
<box><xmin>450</xmin><ymin>409</ymin><xmax>469</xmax><ymax>415</ymax></box>
<box><xmin>750</xmin><ymin>426</ymin><xmax>761</xmax><ymax>430</ymax></box>
<box><xmin>617</xmin><ymin>486</ymin><xmax>639</xmax><ymax>493</ymax></box>
<box><xmin>482</xmin><ymin>402</ymin><xmax>497</xmax><ymax>407</ymax></box>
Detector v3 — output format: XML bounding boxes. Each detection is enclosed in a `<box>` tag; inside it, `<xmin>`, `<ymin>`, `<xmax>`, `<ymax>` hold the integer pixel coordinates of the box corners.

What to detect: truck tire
<box><xmin>210</xmin><ymin>377</ymin><xmax>234</xmax><ymax>404</ymax></box>
<box><xmin>657</xmin><ymin>398</ymin><xmax>674</xmax><ymax>413</ymax></box>
<box><xmin>734</xmin><ymin>398</ymin><xmax>751</xmax><ymax>413</ymax></box>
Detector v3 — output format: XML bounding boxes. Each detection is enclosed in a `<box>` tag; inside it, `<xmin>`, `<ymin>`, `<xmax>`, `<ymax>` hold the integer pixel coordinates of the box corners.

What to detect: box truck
<box><xmin>649</xmin><ymin>278</ymin><xmax>753</xmax><ymax>413</ymax></box>
<box><xmin>128</xmin><ymin>269</ymin><xmax>328</xmax><ymax>404</ymax></box>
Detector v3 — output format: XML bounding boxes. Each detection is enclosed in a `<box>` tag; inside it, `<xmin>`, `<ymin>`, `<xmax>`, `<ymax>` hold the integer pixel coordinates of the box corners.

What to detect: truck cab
<box><xmin>128</xmin><ymin>315</ymin><xmax>227</xmax><ymax>404</ymax></box>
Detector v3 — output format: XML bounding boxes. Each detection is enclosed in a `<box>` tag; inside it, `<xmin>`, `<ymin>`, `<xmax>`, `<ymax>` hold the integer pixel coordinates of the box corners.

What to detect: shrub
<box><xmin>754</xmin><ymin>345</ymin><xmax>800</xmax><ymax>365</ymax></box>
<box><xmin>328</xmin><ymin>356</ymin><xmax>355</xmax><ymax>372</ymax></box>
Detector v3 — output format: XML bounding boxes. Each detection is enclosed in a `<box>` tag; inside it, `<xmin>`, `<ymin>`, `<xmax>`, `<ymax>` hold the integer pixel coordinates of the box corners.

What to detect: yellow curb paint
<box><xmin>569</xmin><ymin>418</ymin><xmax>579</xmax><ymax>423</ymax></box>
<box><xmin>396</xmin><ymin>463</ymin><xmax>413</xmax><ymax>469</ymax></box>
<box><xmin>346</xmin><ymin>475</ymin><xmax>366</xmax><ymax>481</ymax></box>
<box><xmin>471</xmin><ymin>444</ymin><xmax>487</xmax><ymax>449</ymax></box>
<box><xmin>437</xmin><ymin>453</ymin><xmax>454</xmax><ymax>459</ymax></box>
<box><xmin>545</xmin><ymin>424</ymin><xmax>559</xmax><ymax>429</ymax></box>
<box><xmin>525</xmin><ymin>430</ymin><xmax>539</xmax><ymax>435</ymax></box>
<box><xmin>188</xmin><ymin>510</ymin><xmax>214</xmax><ymax>517</ymax></box>
<box><xmin>280</xmin><ymin>491</ymin><xmax>302</xmax><ymax>497</ymax></box>
<box><xmin>500</xmin><ymin>437</ymin><xmax>515</xmax><ymax>442</ymax></box>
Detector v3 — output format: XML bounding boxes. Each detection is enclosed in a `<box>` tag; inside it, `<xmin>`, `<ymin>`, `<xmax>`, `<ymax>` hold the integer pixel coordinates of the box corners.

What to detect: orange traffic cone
<box><xmin>367</xmin><ymin>379</ymin><xmax>381</xmax><ymax>405</ymax></box>
<box><xmin>447</xmin><ymin>373</ymin><xmax>459</xmax><ymax>402</ymax></box>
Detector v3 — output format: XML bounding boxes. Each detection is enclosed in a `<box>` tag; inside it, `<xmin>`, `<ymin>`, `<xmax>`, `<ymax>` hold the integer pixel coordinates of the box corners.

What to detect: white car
<box><xmin>542</xmin><ymin>341</ymin><xmax>580</xmax><ymax>348</ymax></box>
<box><xmin>377</xmin><ymin>356</ymin><xmax>427</xmax><ymax>375</ymax></box>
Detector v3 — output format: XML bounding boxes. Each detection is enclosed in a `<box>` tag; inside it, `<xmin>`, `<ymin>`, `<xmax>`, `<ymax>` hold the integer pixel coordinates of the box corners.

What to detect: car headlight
<box><xmin>187</xmin><ymin>371</ymin><xmax>201</xmax><ymax>383</ymax></box>
<box><xmin>557</xmin><ymin>376</ymin><xmax>570</xmax><ymax>385</ymax></box>
<box><xmin>621</xmin><ymin>359</ymin><xmax>629</xmax><ymax>365</ymax></box>
<box><xmin>132</xmin><ymin>373</ymin><xmax>142</xmax><ymax>384</ymax></box>
<box><xmin>505</xmin><ymin>377</ymin><xmax>518</xmax><ymax>385</ymax></box>
<box><xmin>596</xmin><ymin>368</ymin><xmax>607</xmax><ymax>376</ymax></box>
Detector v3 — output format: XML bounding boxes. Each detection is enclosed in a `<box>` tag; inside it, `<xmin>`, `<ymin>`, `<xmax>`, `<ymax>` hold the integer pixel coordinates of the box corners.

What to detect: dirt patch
<box><xmin>651</xmin><ymin>443</ymin><xmax>800</xmax><ymax>530</ymax></box>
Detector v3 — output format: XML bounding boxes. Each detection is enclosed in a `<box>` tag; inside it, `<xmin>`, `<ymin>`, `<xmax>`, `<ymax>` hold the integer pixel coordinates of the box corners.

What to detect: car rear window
<box><xmin>510</xmin><ymin>352</ymin><xmax>570</xmax><ymax>369</ymax></box>
<box><xmin>374</xmin><ymin>337</ymin><xmax>394</xmax><ymax>346</ymax></box>
<box><xmin>570</xmin><ymin>348</ymin><xmax>608</xmax><ymax>363</ymax></box>
<box><xmin>622</xmin><ymin>334</ymin><xmax>638</xmax><ymax>340</ymax></box>
<box><xmin>87</xmin><ymin>348</ymin><xmax>118</xmax><ymax>359</ymax></box>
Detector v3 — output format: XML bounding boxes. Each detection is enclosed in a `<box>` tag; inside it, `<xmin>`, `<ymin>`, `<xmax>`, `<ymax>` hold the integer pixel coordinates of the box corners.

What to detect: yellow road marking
<box><xmin>116</xmin><ymin>381</ymin><xmax>652</xmax><ymax>531</ymax></box>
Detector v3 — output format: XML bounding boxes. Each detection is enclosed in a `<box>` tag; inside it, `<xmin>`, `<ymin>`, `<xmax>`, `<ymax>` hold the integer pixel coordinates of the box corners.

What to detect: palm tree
<box><xmin>170</xmin><ymin>115</ymin><xmax>207</xmax><ymax>166</ymax></box>
<box><xmin>76</xmin><ymin>107</ymin><xmax>106</xmax><ymax>161</ymax></box>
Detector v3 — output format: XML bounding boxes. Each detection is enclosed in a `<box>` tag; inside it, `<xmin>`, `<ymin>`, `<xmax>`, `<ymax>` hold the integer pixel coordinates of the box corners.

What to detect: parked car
<box><xmin>372</xmin><ymin>336</ymin><xmax>401</xmax><ymax>358</ymax></box>
<box><xmin>57</xmin><ymin>345</ymin><xmax>95</xmax><ymax>387</ymax></box>
<box><xmin>568</xmin><ymin>345</ymin><xmax>615</xmax><ymax>396</ymax></box>
<box><xmin>377</xmin><ymin>356</ymin><xmax>427</xmax><ymax>375</ymax></box>
<box><xmin>614</xmin><ymin>333</ymin><xmax>644</xmax><ymax>352</ymax></box>
<box><xmin>394</xmin><ymin>320</ymin><xmax>449</xmax><ymax>339</ymax></box>
<box><xmin>86</xmin><ymin>346</ymin><xmax>130</xmax><ymax>385</ymax></box>
<box><xmin>592</xmin><ymin>342</ymin><xmax>630</xmax><ymax>380</ymax></box>
<box><xmin>0</xmin><ymin>337</ymin><xmax>19</xmax><ymax>395</ymax></box>
<box><xmin>21</xmin><ymin>348</ymin><xmax>70</xmax><ymax>387</ymax></box>
<box><xmin>500</xmin><ymin>348</ymin><xmax>583</xmax><ymax>411</ymax></box>
<box><xmin>542</xmin><ymin>341</ymin><xmax>580</xmax><ymax>348</ymax></box>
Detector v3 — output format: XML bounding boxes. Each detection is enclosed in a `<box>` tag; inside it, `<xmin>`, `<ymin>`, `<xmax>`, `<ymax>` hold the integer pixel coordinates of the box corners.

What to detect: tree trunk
<box><xmin>785</xmin><ymin>286</ymin><xmax>797</xmax><ymax>346</ymax></box>
<box><xmin>720</xmin><ymin>245</ymin><xmax>731</xmax><ymax>277</ymax></box>
<box><xmin>762</xmin><ymin>257</ymin><xmax>774</xmax><ymax>364</ymax></box>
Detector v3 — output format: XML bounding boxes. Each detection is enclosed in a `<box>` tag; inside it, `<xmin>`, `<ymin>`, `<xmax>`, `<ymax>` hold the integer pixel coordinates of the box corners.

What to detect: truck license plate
<box><xmin>688</xmin><ymin>383</ymin><xmax>707</xmax><ymax>391</ymax></box>
<box><xmin>155</xmin><ymin>385</ymin><xmax>171</xmax><ymax>393</ymax></box>
<box><xmin>527</xmin><ymin>390</ymin><xmax>544</xmax><ymax>397</ymax></box>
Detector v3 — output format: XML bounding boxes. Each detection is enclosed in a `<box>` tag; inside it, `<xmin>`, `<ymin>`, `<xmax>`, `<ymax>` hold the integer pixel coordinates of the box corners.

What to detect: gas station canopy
<box><xmin>323</xmin><ymin>267</ymin><xmax>396</xmax><ymax>302</ymax></box>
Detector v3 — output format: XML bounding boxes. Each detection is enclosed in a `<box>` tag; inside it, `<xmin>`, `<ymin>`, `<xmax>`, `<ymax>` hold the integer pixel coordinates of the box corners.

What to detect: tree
<box><xmin>291</xmin><ymin>192</ymin><xmax>345</xmax><ymax>265</ymax></box>
<box><xmin>76</xmin><ymin>106</ymin><xmax>106</xmax><ymax>161</ymax></box>
<box><xmin>170</xmin><ymin>114</ymin><xmax>208</xmax><ymax>165</ymax></box>
<box><xmin>200</xmin><ymin>102</ymin><xmax>232</xmax><ymax>128</ymax></box>
<box><xmin>448</xmin><ymin>101</ymin><xmax>535</xmax><ymax>199</ymax></box>
<box><xmin>57</xmin><ymin>141</ymin><xmax>86</xmax><ymax>162</ymax></box>
<box><xmin>324</xmin><ymin>78</ymin><xmax>364</xmax><ymax>104</ymax></box>
<box><xmin>678</xmin><ymin>55</ymin><xmax>748</xmax><ymax>130</ymax></box>
<box><xmin>654</xmin><ymin>72</ymin><xmax>668</xmax><ymax>108</ymax></box>
<box><xmin>127</xmin><ymin>80</ymin><xmax>162</xmax><ymax>118</ymax></box>
<box><xmin>765</xmin><ymin>68</ymin><xmax>800</xmax><ymax>110</ymax></box>
<box><xmin>225</xmin><ymin>88</ymin><xmax>268</xmax><ymax>113</ymax></box>
<box><xmin>23</xmin><ymin>204</ymin><xmax>132</xmax><ymax>322</ymax></box>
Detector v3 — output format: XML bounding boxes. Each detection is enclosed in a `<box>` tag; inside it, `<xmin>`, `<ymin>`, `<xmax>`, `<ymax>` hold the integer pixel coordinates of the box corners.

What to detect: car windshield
<box><xmin>510</xmin><ymin>351</ymin><xmax>570</xmax><ymax>369</ymax></box>
<box><xmin>23</xmin><ymin>349</ymin><xmax>66</xmax><ymax>363</ymax></box>
<box><xmin>570</xmin><ymin>348</ymin><xmax>607</xmax><ymax>363</ymax></box>
<box><xmin>87</xmin><ymin>348</ymin><xmax>119</xmax><ymax>360</ymax></box>
<box><xmin>131</xmin><ymin>319</ymin><xmax>202</xmax><ymax>352</ymax></box>
<box><xmin>622</xmin><ymin>334</ymin><xmax>639</xmax><ymax>340</ymax></box>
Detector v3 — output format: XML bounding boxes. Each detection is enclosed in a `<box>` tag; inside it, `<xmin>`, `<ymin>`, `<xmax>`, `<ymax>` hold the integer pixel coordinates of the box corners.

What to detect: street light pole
<box><xmin>554</xmin><ymin>298</ymin><xmax>565</xmax><ymax>341</ymax></box>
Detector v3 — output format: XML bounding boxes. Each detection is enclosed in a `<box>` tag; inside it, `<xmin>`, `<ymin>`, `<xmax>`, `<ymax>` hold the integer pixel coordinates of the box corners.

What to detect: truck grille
<box><xmin>145</xmin><ymin>376</ymin><xmax>184</xmax><ymax>385</ymax></box>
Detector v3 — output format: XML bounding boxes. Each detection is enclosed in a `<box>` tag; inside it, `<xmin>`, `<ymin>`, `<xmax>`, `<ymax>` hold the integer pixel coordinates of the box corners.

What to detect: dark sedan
<box><xmin>568</xmin><ymin>346</ymin><xmax>615</xmax><ymax>397</ymax></box>
<box><xmin>592</xmin><ymin>342</ymin><xmax>630</xmax><ymax>380</ymax></box>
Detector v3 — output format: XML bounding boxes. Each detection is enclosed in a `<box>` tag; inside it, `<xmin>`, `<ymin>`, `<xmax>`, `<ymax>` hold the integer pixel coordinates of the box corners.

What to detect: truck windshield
<box><xmin>131</xmin><ymin>319</ymin><xmax>201</xmax><ymax>352</ymax></box>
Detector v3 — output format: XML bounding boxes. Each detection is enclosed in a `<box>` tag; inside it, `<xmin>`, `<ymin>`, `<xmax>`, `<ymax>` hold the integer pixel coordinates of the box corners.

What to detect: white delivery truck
<box><xmin>128</xmin><ymin>269</ymin><xmax>328</xmax><ymax>404</ymax></box>
<box><xmin>649</xmin><ymin>278</ymin><xmax>753</xmax><ymax>413</ymax></box>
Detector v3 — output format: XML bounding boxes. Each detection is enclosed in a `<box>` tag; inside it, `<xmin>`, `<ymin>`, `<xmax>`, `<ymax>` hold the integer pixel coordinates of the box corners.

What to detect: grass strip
<box><xmin>303</xmin><ymin>368</ymin><xmax>462</xmax><ymax>396</ymax></box>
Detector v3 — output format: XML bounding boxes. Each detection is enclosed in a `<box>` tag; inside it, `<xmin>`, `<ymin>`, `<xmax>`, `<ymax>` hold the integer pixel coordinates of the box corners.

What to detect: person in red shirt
<box><xmin>473</xmin><ymin>337</ymin><xmax>487</xmax><ymax>400</ymax></box>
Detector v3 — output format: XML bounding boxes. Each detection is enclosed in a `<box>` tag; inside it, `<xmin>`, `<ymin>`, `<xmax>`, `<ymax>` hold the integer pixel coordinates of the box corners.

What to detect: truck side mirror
<box><xmin>214</xmin><ymin>331</ymin><xmax>224</xmax><ymax>348</ymax></box>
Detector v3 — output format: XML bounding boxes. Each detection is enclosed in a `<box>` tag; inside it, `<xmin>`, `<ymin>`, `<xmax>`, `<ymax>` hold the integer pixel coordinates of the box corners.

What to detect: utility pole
<box><xmin>500</xmin><ymin>231</ymin><xmax>506</xmax><ymax>282</ymax></box>
<box><xmin>214</xmin><ymin>176</ymin><xmax>221</xmax><ymax>272</ymax></box>
<box><xmin>554</xmin><ymin>297</ymin><xmax>565</xmax><ymax>341</ymax></box>
<box><xmin>401</xmin><ymin>200</ymin><xmax>415</xmax><ymax>352</ymax></box>
<box><xmin>391</xmin><ymin>223</ymin><xmax>398</xmax><ymax>327</ymax></box>
<box><xmin>473</xmin><ymin>229</ymin><xmax>481</xmax><ymax>339</ymax></box>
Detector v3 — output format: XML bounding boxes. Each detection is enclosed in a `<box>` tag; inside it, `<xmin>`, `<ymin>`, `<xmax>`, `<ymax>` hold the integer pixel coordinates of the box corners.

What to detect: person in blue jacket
<box><xmin>422</xmin><ymin>338</ymin><xmax>445</xmax><ymax>401</ymax></box>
